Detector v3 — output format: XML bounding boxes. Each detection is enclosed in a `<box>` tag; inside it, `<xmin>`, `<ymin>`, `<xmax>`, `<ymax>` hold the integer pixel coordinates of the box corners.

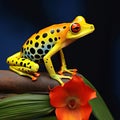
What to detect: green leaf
<box><xmin>82</xmin><ymin>75</ymin><xmax>114</xmax><ymax>120</ymax></box>
<box><xmin>0</xmin><ymin>94</ymin><xmax>54</xmax><ymax>120</ymax></box>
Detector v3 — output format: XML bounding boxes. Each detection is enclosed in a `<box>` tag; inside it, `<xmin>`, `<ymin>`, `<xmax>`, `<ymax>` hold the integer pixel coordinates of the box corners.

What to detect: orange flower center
<box><xmin>67</xmin><ymin>98</ymin><xmax>79</xmax><ymax>110</ymax></box>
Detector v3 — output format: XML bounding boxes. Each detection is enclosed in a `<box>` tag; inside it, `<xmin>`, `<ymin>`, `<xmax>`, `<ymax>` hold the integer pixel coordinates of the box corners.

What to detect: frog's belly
<box><xmin>21</xmin><ymin>43</ymin><xmax>55</xmax><ymax>63</ymax></box>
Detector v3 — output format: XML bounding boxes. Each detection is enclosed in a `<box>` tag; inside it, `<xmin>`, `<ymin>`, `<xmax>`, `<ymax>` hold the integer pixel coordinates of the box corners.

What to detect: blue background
<box><xmin>0</xmin><ymin>0</ymin><xmax>120</xmax><ymax>119</ymax></box>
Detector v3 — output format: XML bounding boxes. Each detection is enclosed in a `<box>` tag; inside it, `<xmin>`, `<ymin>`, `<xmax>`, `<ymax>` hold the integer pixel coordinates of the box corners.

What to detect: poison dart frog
<box><xmin>6</xmin><ymin>16</ymin><xmax>95</xmax><ymax>85</ymax></box>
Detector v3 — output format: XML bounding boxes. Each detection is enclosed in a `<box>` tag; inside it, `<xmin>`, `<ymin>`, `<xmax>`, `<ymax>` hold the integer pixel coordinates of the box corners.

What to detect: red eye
<box><xmin>71</xmin><ymin>23</ymin><xmax>81</xmax><ymax>33</ymax></box>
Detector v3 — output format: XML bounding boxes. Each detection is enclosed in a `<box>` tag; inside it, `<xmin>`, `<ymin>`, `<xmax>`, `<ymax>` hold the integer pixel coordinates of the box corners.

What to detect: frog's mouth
<box><xmin>66</xmin><ymin>24</ymin><xmax>95</xmax><ymax>40</ymax></box>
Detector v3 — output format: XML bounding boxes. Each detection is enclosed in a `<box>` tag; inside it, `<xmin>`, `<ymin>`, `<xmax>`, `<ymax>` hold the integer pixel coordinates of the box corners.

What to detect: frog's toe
<box><xmin>59</xmin><ymin>74</ymin><xmax>71</xmax><ymax>79</ymax></box>
<box><xmin>58</xmin><ymin>70</ymin><xmax>64</xmax><ymax>75</ymax></box>
<box><xmin>51</xmin><ymin>74</ymin><xmax>71</xmax><ymax>85</ymax></box>
<box><xmin>58</xmin><ymin>68</ymin><xmax>77</xmax><ymax>75</ymax></box>
<box><xmin>67</xmin><ymin>68</ymin><xmax>77</xmax><ymax>75</ymax></box>
<box><xmin>32</xmin><ymin>76</ymin><xmax>38</xmax><ymax>81</ymax></box>
<box><xmin>34</xmin><ymin>72</ymin><xmax>40</xmax><ymax>77</ymax></box>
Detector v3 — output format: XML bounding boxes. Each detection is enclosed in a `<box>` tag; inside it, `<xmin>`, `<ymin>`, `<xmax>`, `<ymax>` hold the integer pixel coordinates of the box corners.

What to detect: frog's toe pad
<box><xmin>34</xmin><ymin>72</ymin><xmax>40</xmax><ymax>77</ymax></box>
<box><xmin>32</xmin><ymin>76</ymin><xmax>38</xmax><ymax>81</ymax></box>
<box><xmin>58</xmin><ymin>70</ymin><xmax>64</xmax><ymax>75</ymax></box>
<box><xmin>71</xmin><ymin>69</ymin><xmax>77</xmax><ymax>75</ymax></box>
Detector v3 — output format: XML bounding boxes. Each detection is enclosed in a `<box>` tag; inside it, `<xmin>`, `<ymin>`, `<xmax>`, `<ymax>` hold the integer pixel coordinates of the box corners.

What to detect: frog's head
<box><xmin>66</xmin><ymin>16</ymin><xmax>95</xmax><ymax>40</ymax></box>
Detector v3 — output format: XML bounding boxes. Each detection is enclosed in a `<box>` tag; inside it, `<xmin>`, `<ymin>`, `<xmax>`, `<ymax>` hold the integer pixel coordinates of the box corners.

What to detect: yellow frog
<box><xmin>6</xmin><ymin>16</ymin><xmax>95</xmax><ymax>85</ymax></box>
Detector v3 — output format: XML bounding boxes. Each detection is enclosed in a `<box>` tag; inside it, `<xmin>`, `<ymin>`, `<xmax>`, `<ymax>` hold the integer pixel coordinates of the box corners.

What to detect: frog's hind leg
<box><xmin>9</xmin><ymin>66</ymin><xmax>38</xmax><ymax>80</ymax></box>
<box><xmin>6</xmin><ymin>52</ymin><xmax>40</xmax><ymax>80</ymax></box>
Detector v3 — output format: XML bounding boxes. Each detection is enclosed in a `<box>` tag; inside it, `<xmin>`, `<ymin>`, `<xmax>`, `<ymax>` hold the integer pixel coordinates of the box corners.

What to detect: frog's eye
<box><xmin>70</xmin><ymin>23</ymin><xmax>81</xmax><ymax>33</ymax></box>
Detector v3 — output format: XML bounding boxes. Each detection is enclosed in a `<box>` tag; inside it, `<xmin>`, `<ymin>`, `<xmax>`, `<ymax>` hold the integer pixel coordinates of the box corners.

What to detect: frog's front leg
<box><xmin>6</xmin><ymin>52</ymin><xmax>40</xmax><ymax>80</ymax></box>
<box><xmin>58</xmin><ymin>50</ymin><xmax>77</xmax><ymax>75</ymax></box>
<box><xmin>43</xmin><ymin>45</ymin><xmax>71</xmax><ymax>85</ymax></box>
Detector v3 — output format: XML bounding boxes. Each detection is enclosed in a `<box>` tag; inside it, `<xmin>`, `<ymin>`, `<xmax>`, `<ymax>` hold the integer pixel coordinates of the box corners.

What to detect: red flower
<box><xmin>49</xmin><ymin>75</ymin><xmax>96</xmax><ymax>120</ymax></box>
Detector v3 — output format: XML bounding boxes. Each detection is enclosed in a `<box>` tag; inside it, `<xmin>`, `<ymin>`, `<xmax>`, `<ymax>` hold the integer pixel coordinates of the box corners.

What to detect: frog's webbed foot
<box><xmin>9</xmin><ymin>66</ymin><xmax>40</xmax><ymax>81</ymax></box>
<box><xmin>58</xmin><ymin>66</ymin><xmax>77</xmax><ymax>75</ymax></box>
<box><xmin>51</xmin><ymin>74</ymin><xmax>71</xmax><ymax>86</ymax></box>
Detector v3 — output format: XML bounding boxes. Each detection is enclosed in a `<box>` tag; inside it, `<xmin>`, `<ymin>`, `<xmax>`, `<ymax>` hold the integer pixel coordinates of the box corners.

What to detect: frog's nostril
<box><xmin>90</xmin><ymin>25</ymin><xmax>94</xmax><ymax>30</ymax></box>
<box><xmin>90</xmin><ymin>25</ymin><xmax>95</xmax><ymax>31</ymax></box>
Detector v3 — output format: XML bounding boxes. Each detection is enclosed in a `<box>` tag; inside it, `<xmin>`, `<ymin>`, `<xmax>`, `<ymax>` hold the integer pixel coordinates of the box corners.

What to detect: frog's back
<box><xmin>21</xmin><ymin>23</ymin><xmax>70</xmax><ymax>63</ymax></box>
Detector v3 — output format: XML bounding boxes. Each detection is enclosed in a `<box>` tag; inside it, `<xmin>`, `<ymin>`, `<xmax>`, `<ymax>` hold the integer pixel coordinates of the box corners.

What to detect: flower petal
<box><xmin>49</xmin><ymin>86</ymin><xmax>69</xmax><ymax>108</ymax></box>
<box><xmin>64</xmin><ymin>75</ymin><xmax>96</xmax><ymax>105</ymax></box>
<box><xmin>55</xmin><ymin>103</ymin><xmax>92</xmax><ymax>120</ymax></box>
<box><xmin>79</xmin><ymin>103</ymin><xmax>92</xmax><ymax>120</ymax></box>
<box><xmin>49</xmin><ymin>75</ymin><xmax>96</xmax><ymax>120</ymax></box>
